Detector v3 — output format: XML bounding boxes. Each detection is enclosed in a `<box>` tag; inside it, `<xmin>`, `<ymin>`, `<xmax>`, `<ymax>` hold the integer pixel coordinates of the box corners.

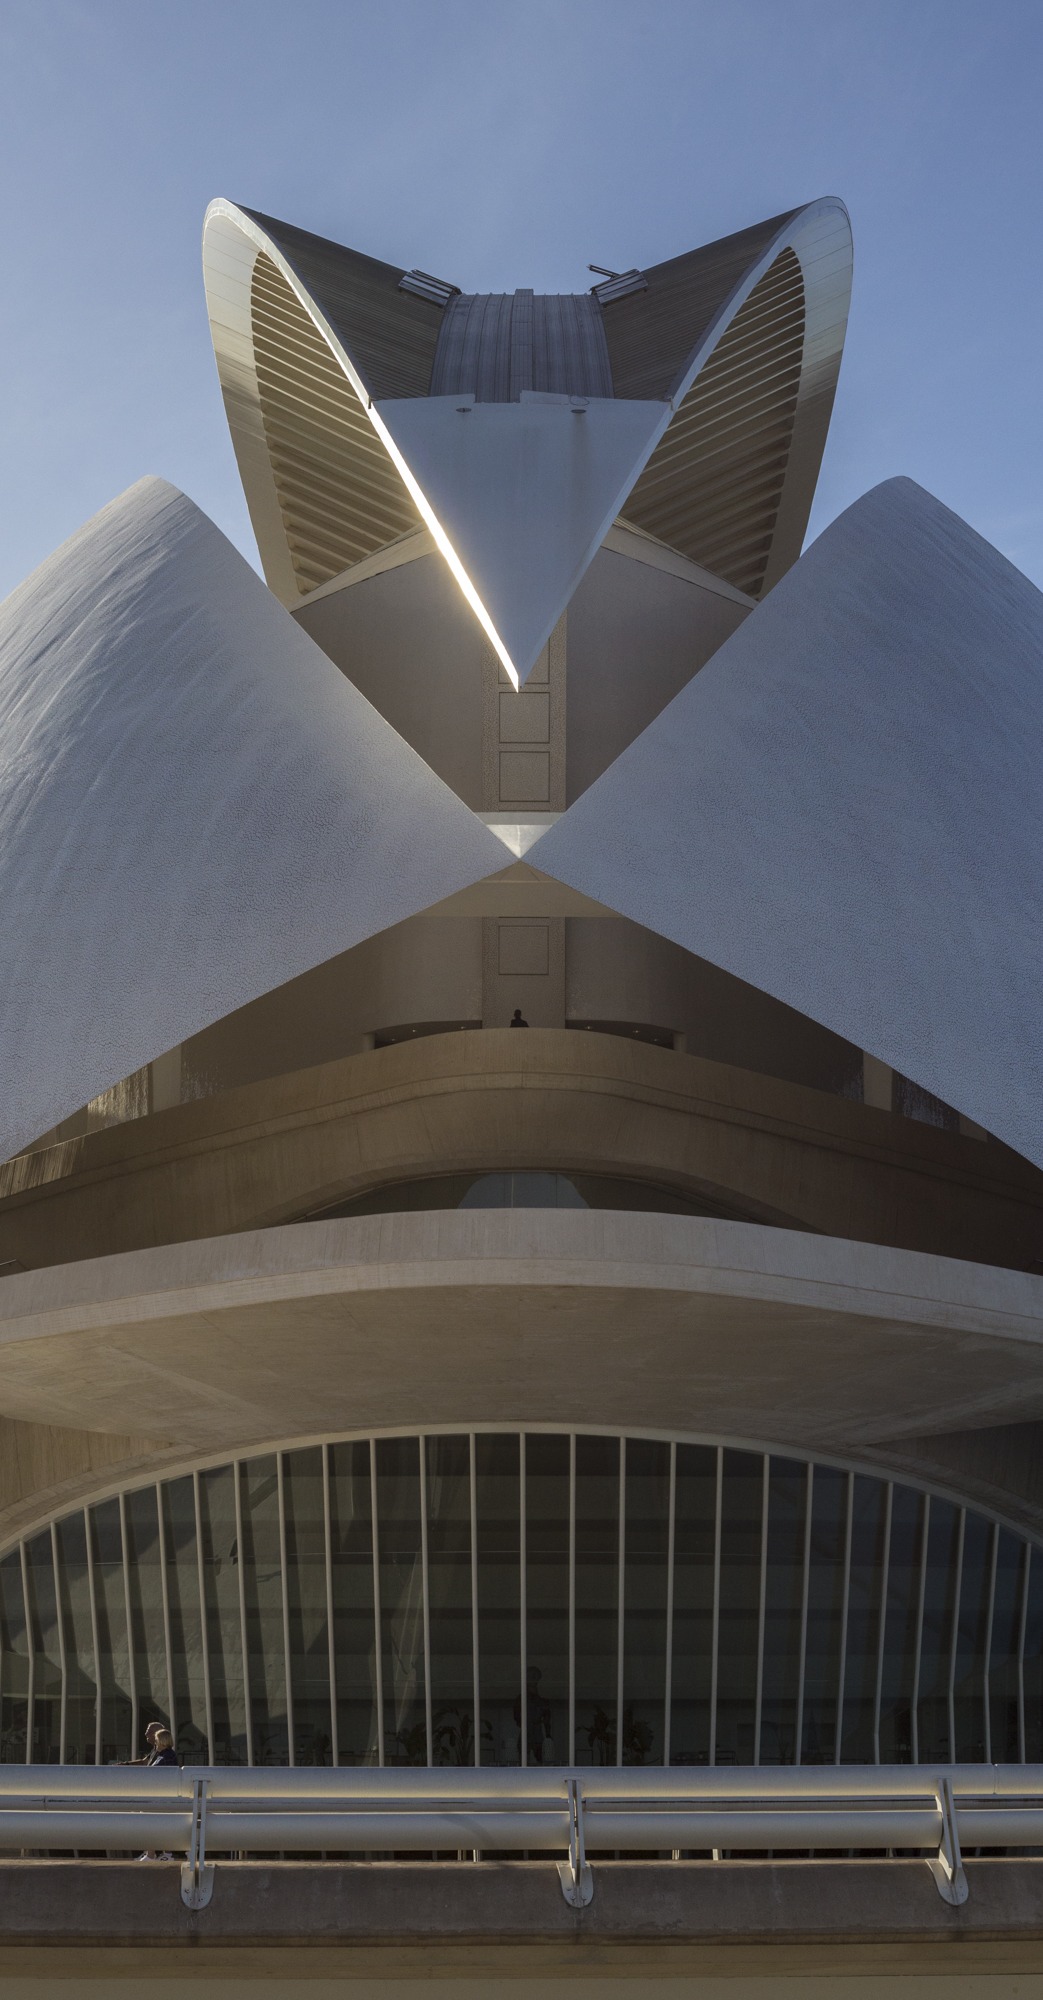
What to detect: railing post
<box><xmin>927</xmin><ymin>1774</ymin><xmax>968</xmax><ymax>1905</ymax></box>
<box><xmin>557</xmin><ymin>1775</ymin><xmax>593</xmax><ymax>1908</ymax></box>
<box><xmin>180</xmin><ymin>1776</ymin><xmax>215</xmax><ymax>1910</ymax></box>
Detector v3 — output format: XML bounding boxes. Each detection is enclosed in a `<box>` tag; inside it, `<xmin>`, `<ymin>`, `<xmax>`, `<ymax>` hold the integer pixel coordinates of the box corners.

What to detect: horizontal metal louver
<box><xmin>250</xmin><ymin>253</ymin><xmax>421</xmax><ymax>596</ymax></box>
<box><xmin>618</xmin><ymin>249</ymin><xmax>805</xmax><ymax>598</ymax></box>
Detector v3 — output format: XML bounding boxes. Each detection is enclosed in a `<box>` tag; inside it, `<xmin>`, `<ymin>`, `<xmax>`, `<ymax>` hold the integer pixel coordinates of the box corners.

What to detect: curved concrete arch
<box><xmin>532</xmin><ymin>478</ymin><xmax>1043</xmax><ymax>1168</ymax></box>
<box><xmin>0</xmin><ymin>1212</ymin><xmax>1041</xmax><ymax>1482</ymax></box>
<box><xmin>0</xmin><ymin>477</ymin><xmax>505</xmax><ymax>1162</ymax></box>
<box><xmin>1</xmin><ymin>1030</ymin><xmax>1039</xmax><ymax>1277</ymax></box>
<box><xmin>203</xmin><ymin>198</ymin><xmax>850</xmax><ymax>685</ymax></box>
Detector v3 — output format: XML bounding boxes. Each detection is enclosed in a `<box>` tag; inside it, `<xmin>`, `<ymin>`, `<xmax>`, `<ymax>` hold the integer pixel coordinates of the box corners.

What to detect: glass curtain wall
<box><xmin>0</xmin><ymin>1433</ymin><xmax>1039</xmax><ymax>1770</ymax></box>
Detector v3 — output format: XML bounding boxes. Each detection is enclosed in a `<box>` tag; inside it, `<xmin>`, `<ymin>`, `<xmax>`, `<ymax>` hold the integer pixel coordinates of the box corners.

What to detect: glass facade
<box><xmin>0</xmin><ymin>1430</ymin><xmax>1038</xmax><ymax>1769</ymax></box>
<box><xmin>305</xmin><ymin>1172</ymin><xmax>753</xmax><ymax>1223</ymax></box>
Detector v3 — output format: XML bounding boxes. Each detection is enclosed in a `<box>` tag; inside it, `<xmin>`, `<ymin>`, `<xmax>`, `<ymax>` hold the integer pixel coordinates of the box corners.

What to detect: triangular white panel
<box><xmin>373</xmin><ymin>394</ymin><xmax>667</xmax><ymax>686</ymax></box>
<box><xmin>530</xmin><ymin>478</ymin><xmax>1043</xmax><ymax>1169</ymax></box>
<box><xmin>0</xmin><ymin>478</ymin><xmax>507</xmax><ymax>1159</ymax></box>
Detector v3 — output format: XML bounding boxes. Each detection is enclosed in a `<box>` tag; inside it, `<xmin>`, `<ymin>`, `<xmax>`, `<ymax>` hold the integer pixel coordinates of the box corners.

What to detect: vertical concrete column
<box><xmin>482</xmin><ymin>617</ymin><xmax>566</xmax><ymax>1026</ymax></box>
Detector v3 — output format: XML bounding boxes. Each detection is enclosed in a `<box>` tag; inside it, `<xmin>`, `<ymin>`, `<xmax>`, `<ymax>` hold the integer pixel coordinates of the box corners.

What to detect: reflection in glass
<box><xmin>716</xmin><ymin>1452</ymin><xmax>763</xmax><ymax>1766</ymax></box>
<box><xmin>199</xmin><ymin>1466</ymin><xmax>248</xmax><ymax>1764</ymax></box>
<box><xmin>3</xmin><ymin>1431</ymin><xmax>1040</xmax><ymax>1774</ymax></box>
<box><xmin>573</xmin><ymin>1435</ymin><xmax>619</xmax><ymax>1766</ymax></box>
<box><xmin>328</xmin><ymin>1440</ymin><xmax>378</xmax><ymax>1764</ymax></box>
<box><xmin>524</xmin><ymin>1434</ymin><xmax>569</xmax><ymax>1765</ymax></box>
<box><xmin>670</xmin><ymin>1445</ymin><xmax>717</xmax><ymax>1766</ymax></box>
<box><xmin>879</xmin><ymin>1486</ymin><xmax>926</xmax><ymax>1764</ymax></box>
<box><xmin>124</xmin><ymin>1487</ymin><xmax>168</xmax><ymax>1748</ymax></box>
<box><xmin>426</xmin><ymin>1434</ymin><xmax>475</xmax><ymax>1764</ymax></box>
<box><xmin>622</xmin><ymin>1438</ymin><xmax>670</xmax><ymax>1764</ymax></box>
<box><xmin>841</xmin><ymin>1477</ymin><xmax>889</xmax><ymax>1763</ymax></box>
<box><xmin>476</xmin><ymin>1433</ymin><xmax>520</xmax><ymax>1766</ymax></box>
<box><xmin>283</xmin><ymin>1449</ymin><xmax>332</xmax><ymax>1766</ymax></box>
<box><xmin>90</xmin><ymin>1500</ymin><xmax>131</xmax><ymax>1762</ymax></box>
<box><xmin>376</xmin><ymin>1437</ymin><xmax>426</xmax><ymax>1764</ymax></box>
<box><xmin>239</xmin><ymin>1457</ymin><xmax>286</xmax><ymax>1765</ymax></box>
<box><xmin>0</xmin><ymin>1552</ymin><xmax>29</xmax><ymax>1763</ymax></box>
<box><xmin>760</xmin><ymin>1459</ymin><xmax>806</xmax><ymax>1765</ymax></box>
<box><xmin>308</xmin><ymin>1171</ymin><xmax>751</xmax><ymax>1223</ymax></box>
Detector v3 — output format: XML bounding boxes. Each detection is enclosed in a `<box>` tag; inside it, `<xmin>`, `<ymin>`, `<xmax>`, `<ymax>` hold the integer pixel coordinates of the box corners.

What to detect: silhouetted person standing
<box><xmin>510</xmin><ymin>1009</ymin><xmax>528</xmax><ymax>1027</ymax></box>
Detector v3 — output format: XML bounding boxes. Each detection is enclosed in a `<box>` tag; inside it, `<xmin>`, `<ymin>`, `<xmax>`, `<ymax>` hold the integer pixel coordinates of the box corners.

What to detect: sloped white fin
<box><xmin>373</xmin><ymin>394</ymin><xmax>668</xmax><ymax>687</ymax></box>
<box><xmin>530</xmin><ymin>478</ymin><xmax>1043</xmax><ymax>1170</ymax></box>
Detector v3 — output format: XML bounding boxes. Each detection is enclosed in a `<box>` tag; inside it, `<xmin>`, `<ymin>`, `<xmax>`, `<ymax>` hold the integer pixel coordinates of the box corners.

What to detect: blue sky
<box><xmin>1</xmin><ymin>0</ymin><xmax>1041</xmax><ymax>599</ymax></box>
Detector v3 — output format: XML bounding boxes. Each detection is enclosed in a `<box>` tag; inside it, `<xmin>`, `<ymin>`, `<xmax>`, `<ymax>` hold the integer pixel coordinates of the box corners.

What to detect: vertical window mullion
<box><xmin>50</xmin><ymin>1521</ymin><xmax>68</xmax><ymax>1766</ymax></box>
<box><xmin>981</xmin><ymin>1521</ymin><xmax>999</xmax><ymax>1767</ymax></box>
<box><xmin>872</xmin><ymin>1483</ymin><xmax>893</xmax><ymax>1765</ymax></box>
<box><xmin>370</xmin><ymin>1444</ymin><xmax>385</xmax><ymax>1767</ymax></box>
<box><xmin>1017</xmin><ymin>1543</ymin><xmax>1031</xmax><ymax>1764</ymax></box>
<box><xmin>156</xmin><ymin>1485</ymin><xmax>176</xmax><ymax>1736</ymax></box>
<box><xmin>233</xmin><ymin>1462</ymin><xmax>254</xmax><ymax>1767</ymax></box>
<box><xmin>193</xmin><ymin>1470</ymin><xmax>215</xmax><ymax>1763</ymax></box>
<box><xmin>19</xmin><ymin>1543</ymin><xmax>34</xmax><ymax>1766</ymax></box>
<box><xmin>118</xmin><ymin>1493</ymin><xmax>137</xmax><ymax>1759</ymax></box>
<box><xmin>708</xmin><ymin>1447</ymin><xmax>722</xmax><ymax>1767</ymax></box>
<box><xmin>946</xmin><ymin>1508</ymin><xmax>967</xmax><ymax>1763</ymax></box>
<box><xmin>323</xmin><ymin>1444</ymin><xmax>339</xmax><ymax>1770</ymax></box>
<box><xmin>662</xmin><ymin>1441</ymin><xmax>676</xmax><ymax>1770</ymax></box>
<box><xmin>84</xmin><ymin>1514</ymin><xmax>103</xmax><ymax>1766</ymax></box>
<box><xmin>419</xmin><ymin>1435</ymin><xmax>433</xmax><ymax>1767</ymax></box>
<box><xmin>754</xmin><ymin>1456</ymin><xmax>768</xmax><ymax>1765</ymax></box>
<box><xmin>616</xmin><ymin>1437</ymin><xmax>626</xmax><ymax>1768</ymax></box>
<box><xmin>795</xmin><ymin>1464</ymin><xmax>813</xmax><ymax>1767</ymax></box>
<box><xmin>568</xmin><ymin>1434</ymin><xmax>577</xmax><ymax>1766</ymax></box>
<box><xmin>910</xmin><ymin>1496</ymin><xmax>931</xmax><ymax>1765</ymax></box>
<box><xmin>470</xmin><ymin>1433</ymin><xmax>481</xmax><ymax>1767</ymax></box>
<box><xmin>277</xmin><ymin>1455</ymin><xmax>295</xmax><ymax>1767</ymax></box>
<box><xmin>519</xmin><ymin>1433</ymin><xmax>528</xmax><ymax>1768</ymax></box>
<box><xmin>834</xmin><ymin>1472</ymin><xmax>854</xmax><ymax>1764</ymax></box>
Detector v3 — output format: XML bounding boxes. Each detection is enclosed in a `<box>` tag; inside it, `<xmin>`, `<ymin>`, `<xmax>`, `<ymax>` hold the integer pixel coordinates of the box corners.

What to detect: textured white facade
<box><xmin>533</xmin><ymin>479</ymin><xmax>1043</xmax><ymax>1168</ymax></box>
<box><xmin>0</xmin><ymin>478</ymin><xmax>503</xmax><ymax>1158</ymax></box>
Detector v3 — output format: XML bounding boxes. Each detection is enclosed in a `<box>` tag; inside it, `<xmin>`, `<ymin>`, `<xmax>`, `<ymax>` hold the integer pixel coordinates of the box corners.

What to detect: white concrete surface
<box><xmin>533</xmin><ymin>479</ymin><xmax>1043</xmax><ymax>1168</ymax></box>
<box><xmin>0</xmin><ymin>478</ymin><xmax>504</xmax><ymax>1159</ymax></box>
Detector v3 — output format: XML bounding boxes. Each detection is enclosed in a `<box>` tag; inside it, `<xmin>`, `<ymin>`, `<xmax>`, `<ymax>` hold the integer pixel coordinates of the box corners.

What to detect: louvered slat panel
<box><xmin>250</xmin><ymin>255</ymin><xmax>421</xmax><ymax>593</ymax></box>
<box><xmin>618</xmin><ymin>249</ymin><xmax>805</xmax><ymax>597</ymax></box>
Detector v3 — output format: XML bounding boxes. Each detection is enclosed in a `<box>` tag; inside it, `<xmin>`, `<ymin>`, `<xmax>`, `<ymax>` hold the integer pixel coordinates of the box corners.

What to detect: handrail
<box><xmin>1</xmin><ymin>1765</ymin><xmax>1041</xmax><ymax>1911</ymax></box>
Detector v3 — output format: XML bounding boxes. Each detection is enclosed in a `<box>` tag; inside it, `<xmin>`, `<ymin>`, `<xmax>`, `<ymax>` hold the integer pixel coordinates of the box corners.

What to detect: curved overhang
<box><xmin>0</xmin><ymin>1214</ymin><xmax>1041</xmax><ymax>1480</ymax></box>
<box><xmin>2</xmin><ymin>1030</ymin><xmax>1040</xmax><ymax>1279</ymax></box>
<box><xmin>202</xmin><ymin>198</ymin><xmax>851</xmax><ymax>682</ymax></box>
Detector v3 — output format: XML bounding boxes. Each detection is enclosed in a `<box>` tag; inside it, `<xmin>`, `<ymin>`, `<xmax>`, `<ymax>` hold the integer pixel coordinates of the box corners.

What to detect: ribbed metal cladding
<box><xmin>250</xmin><ymin>254</ymin><xmax>421</xmax><ymax>594</ymax></box>
<box><xmin>0</xmin><ymin>1430</ymin><xmax>1039</xmax><ymax>1773</ymax></box>
<box><xmin>430</xmin><ymin>292</ymin><xmax>613</xmax><ymax>402</ymax></box>
<box><xmin>242</xmin><ymin>209</ymin><xmax>446</xmax><ymax>403</ymax></box>
<box><xmin>619</xmin><ymin>248</ymin><xmax>806</xmax><ymax>597</ymax></box>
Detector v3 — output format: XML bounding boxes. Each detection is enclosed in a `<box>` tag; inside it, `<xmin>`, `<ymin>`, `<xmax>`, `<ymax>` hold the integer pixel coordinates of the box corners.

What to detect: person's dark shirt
<box><xmin>147</xmin><ymin>1747</ymin><xmax>178</xmax><ymax>1766</ymax></box>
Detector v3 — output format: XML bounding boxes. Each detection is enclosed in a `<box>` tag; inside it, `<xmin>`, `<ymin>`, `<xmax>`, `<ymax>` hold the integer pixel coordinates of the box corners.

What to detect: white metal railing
<box><xmin>1</xmin><ymin>1764</ymin><xmax>1042</xmax><ymax>1911</ymax></box>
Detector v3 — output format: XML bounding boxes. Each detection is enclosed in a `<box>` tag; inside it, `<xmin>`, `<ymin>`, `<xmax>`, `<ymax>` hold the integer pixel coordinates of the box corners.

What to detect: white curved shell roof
<box><xmin>532</xmin><ymin>478</ymin><xmax>1043</xmax><ymax>1168</ymax></box>
<box><xmin>0</xmin><ymin>478</ymin><xmax>504</xmax><ymax>1158</ymax></box>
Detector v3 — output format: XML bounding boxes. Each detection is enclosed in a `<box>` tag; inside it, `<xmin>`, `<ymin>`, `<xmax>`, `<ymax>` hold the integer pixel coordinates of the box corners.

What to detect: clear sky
<box><xmin>1</xmin><ymin>0</ymin><xmax>1041</xmax><ymax>601</ymax></box>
